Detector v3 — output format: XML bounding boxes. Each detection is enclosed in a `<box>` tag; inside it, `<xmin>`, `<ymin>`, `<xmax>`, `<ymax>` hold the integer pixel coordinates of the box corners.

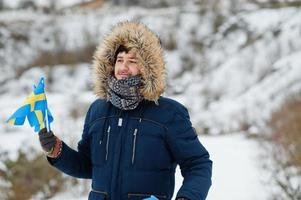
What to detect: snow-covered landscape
<box><xmin>1</xmin><ymin>0</ymin><xmax>301</xmax><ymax>199</ymax></box>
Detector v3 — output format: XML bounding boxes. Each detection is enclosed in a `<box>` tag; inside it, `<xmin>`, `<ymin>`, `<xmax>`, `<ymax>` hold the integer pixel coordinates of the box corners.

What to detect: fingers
<box><xmin>38</xmin><ymin>128</ymin><xmax>47</xmax><ymax>135</ymax></box>
<box><xmin>38</xmin><ymin>129</ymin><xmax>56</xmax><ymax>153</ymax></box>
<box><xmin>39</xmin><ymin>130</ymin><xmax>54</xmax><ymax>139</ymax></box>
<box><xmin>41</xmin><ymin>139</ymin><xmax>56</xmax><ymax>152</ymax></box>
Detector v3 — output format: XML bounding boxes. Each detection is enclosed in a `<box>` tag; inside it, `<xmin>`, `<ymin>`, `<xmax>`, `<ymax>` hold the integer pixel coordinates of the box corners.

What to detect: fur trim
<box><xmin>92</xmin><ymin>21</ymin><xmax>166</xmax><ymax>102</ymax></box>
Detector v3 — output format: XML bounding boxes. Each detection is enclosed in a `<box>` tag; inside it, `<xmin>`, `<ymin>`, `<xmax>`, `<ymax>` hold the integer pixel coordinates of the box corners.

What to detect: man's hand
<box><xmin>38</xmin><ymin>128</ymin><xmax>57</xmax><ymax>153</ymax></box>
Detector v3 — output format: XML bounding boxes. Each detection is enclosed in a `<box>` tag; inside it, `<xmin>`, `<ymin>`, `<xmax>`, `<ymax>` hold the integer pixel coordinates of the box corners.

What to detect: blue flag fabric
<box><xmin>6</xmin><ymin>77</ymin><xmax>53</xmax><ymax>132</ymax></box>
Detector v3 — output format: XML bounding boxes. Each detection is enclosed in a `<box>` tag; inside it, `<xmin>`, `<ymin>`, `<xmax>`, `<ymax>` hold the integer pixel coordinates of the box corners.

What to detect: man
<box><xmin>39</xmin><ymin>21</ymin><xmax>212</xmax><ymax>200</ymax></box>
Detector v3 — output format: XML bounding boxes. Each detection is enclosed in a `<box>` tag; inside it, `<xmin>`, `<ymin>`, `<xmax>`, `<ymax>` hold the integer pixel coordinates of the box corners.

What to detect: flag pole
<box><xmin>43</xmin><ymin>78</ymin><xmax>50</xmax><ymax>132</ymax></box>
<box><xmin>45</xmin><ymin>106</ymin><xmax>50</xmax><ymax>132</ymax></box>
<box><xmin>44</xmin><ymin>90</ymin><xmax>51</xmax><ymax>132</ymax></box>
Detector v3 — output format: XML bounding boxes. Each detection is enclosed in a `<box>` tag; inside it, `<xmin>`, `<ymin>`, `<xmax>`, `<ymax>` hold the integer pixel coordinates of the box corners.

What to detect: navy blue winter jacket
<box><xmin>48</xmin><ymin>97</ymin><xmax>212</xmax><ymax>200</ymax></box>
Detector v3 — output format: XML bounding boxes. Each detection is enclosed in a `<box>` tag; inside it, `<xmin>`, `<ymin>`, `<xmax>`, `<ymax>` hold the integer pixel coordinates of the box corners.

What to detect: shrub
<box><xmin>0</xmin><ymin>147</ymin><xmax>69</xmax><ymax>200</ymax></box>
<box><xmin>264</xmin><ymin>95</ymin><xmax>301</xmax><ymax>199</ymax></box>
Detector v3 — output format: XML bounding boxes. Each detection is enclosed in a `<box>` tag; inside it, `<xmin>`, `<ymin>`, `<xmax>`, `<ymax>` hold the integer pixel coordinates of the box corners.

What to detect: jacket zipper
<box><xmin>132</xmin><ymin>118</ymin><xmax>142</xmax><ymax>165</ymax></box>
<box><xmin>131</xmin><ymin>128</ymin><xmax>138</xmax><ymax>164</ymax></box>
<box><xmin>117</xmin><ymin>112</ymin><xmax>125</xmax><ymax>200</ymax></box>
<box><xmin>105</xmin><ymin>126</ymin><xmax>111</xmax><ymax>161</ymax></box>
<box><xmin>128</xmin><ymin>193</ymin><xmax>167</xmax><ymax>199</ymax></box>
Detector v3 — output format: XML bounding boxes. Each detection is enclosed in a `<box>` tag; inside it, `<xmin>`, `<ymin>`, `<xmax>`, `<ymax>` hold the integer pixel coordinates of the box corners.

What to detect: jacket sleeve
<box><xmin>165</xmin><ymin>109</ymin><xmax>212</xmax><ymax>200</ymax></box>
<box><xmin>47</xmin><ymin>105</ymin><xmax>93</xmax><ymax>179</ymax></box>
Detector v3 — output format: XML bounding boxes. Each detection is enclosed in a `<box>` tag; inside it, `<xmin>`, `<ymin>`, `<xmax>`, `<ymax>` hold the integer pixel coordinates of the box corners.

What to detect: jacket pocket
<box><xmin>131</xmin><ymin>135</ymin><xmax>170</xmax><ymax>170</ymax></box>
<box><xmin>89</xmin><ymin>189</ymin><xmax>108</xmax><ymax>200</ymax></box>
<box><xmin>128</xmin><ymin>118</ymin><xmax>170</xmax><ymax>170</ymax></box>
<box><xmin>128</xmin><ymin>193</ymin><xmax>167</xmax><ymax>200</ymax></box>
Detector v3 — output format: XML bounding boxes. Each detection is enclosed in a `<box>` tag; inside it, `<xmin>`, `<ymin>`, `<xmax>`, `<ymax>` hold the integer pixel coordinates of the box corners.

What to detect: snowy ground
<box><xmin>202</xmin><ymin>134</ymin><xmax>269</xmax><ymax>200</ymax></box>
<box><xmin>47</xmin><ymin>133</ymin><xmax>270</xmax><ymax>200</ymax></box>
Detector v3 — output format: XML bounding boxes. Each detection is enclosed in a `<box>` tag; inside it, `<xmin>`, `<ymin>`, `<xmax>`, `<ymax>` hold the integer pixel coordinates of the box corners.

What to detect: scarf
<box><xmin>107</xmin><ymin>75</ymin><xmax>143</xmax><ymax>110</ymax></box>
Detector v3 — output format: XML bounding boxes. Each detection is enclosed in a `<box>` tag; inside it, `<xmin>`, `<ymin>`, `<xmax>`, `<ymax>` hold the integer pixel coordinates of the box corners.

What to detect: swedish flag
<box><xmin>6</xmin><ymin>77</ymin><xmax>53</xmax><ymax>132</ymax></box>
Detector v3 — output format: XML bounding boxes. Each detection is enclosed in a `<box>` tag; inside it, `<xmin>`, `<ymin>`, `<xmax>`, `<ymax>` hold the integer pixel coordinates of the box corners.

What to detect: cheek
<box><xmin>130</xmin><ymin>65</ymin><xmax>140</xmax><ymax>75</ymax></box>
<box><xmin>114</xmin><ymin>64</ymin><xmax>119</xmax><ymax>74</ymax></box>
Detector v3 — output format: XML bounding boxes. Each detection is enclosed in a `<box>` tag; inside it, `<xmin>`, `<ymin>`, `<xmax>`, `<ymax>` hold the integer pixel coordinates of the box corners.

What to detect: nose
<box><xmin>120</xmin><ymin>61</ymin><xmax>129</xmax><ymax>71</ymax></box>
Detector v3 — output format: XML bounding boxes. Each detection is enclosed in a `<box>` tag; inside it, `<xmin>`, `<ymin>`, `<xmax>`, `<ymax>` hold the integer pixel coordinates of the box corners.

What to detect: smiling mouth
<box><xmin>119</xmin><ymin>73</ymin><xmax>129</xmax><ymax>77</ymax></box>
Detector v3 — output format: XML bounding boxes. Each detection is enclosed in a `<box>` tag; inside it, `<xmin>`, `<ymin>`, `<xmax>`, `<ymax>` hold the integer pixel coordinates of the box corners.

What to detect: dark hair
<box><xmin>114</xmin><ymin>45</ymin><xmax>130</xmax><ymax>64</ymax></box>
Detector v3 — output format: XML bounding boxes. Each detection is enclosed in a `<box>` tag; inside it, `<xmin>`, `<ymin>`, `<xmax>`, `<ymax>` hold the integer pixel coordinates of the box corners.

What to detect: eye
<box><xmin>117</xmin><ymin>59</ymin><xmax>123</xmax><ymax>63</ymax></box>
<box><xmin>130</xmin><ymin>60</ymin><xmax>137</xmax><ymax>63</ymax></box>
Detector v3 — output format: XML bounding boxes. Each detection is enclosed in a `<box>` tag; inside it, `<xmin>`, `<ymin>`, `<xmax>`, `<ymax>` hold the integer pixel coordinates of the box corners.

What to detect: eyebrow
<box><xmin>117</xmin><ymin>56</ymin><xmax>137</xmax><ymax>59</ymax></box>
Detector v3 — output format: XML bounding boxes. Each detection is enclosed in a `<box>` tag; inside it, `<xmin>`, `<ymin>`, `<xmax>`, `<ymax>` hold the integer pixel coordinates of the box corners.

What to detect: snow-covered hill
<box><xmin>1</xmin><ymin>4</ymin><xmax>301</xmax><ymax>135</ymax></box>
<box><xmin>1</xmin><ymin>1</ymin><xmax>301</xmax><ymax>199</ymax></box>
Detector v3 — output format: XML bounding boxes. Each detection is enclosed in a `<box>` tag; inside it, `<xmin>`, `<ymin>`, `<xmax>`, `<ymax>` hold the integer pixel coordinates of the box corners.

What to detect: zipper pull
<box><xmin>105</xmin><ymin>126</ymin><xmax>111</xmax><ymax>161</ymax></box>
<box><xmin>118</xmin><ymin>118</ymin><xmax>123</xmax><ymax>127</ymax></box>
<box><xmin>133</xmin><ymin>128</ymin><xmax>137</xmax><ymax>136</ymax></box>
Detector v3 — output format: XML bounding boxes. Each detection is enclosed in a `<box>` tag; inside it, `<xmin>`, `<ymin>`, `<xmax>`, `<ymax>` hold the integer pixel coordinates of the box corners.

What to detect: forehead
<box><xmin>117</xmin><ymin>50</ymin><xmax>137</xmax><ymax>59</ymax></box>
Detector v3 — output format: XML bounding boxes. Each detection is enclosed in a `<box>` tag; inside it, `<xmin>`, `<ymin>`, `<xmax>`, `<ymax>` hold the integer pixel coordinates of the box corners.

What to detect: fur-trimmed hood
<box><xmin>92</xmin><ymin>21</ymin><xmax>166</xmax><ymax>102</ymax></box>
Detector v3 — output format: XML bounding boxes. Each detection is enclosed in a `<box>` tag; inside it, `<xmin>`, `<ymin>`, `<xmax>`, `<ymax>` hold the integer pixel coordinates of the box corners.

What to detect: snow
<box><xmin>242</xmin><ymin>7</ymin><xmax>299</xmax><ymax>33</ymax></box>
<box><xmin>2</xmin><ymin>0</ymin><xmax>86</xmax><ymax>9</ymax></box>
<box><xmin>1</xmin><ymin>1</ymin><xmax>301</xmax><ymax>199</ymax></box>
<box><xmin>200</xmin><ymin>134</ymin><xmax>269</xmax><ymax>200</ymax></box>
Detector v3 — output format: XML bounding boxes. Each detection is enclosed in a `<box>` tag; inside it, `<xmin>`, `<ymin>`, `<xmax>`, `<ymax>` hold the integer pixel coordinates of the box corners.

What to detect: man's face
<box><xmin>114</xmin><ymin>51</ymin><xmax>140</xmax><ymax>80</ymax></box>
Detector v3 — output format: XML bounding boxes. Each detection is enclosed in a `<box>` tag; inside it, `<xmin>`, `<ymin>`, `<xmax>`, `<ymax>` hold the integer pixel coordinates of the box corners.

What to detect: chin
<box><xmin>118</xmin><ymin>75</ymin><xmax>130</xmax><ymax>79</ymax></box>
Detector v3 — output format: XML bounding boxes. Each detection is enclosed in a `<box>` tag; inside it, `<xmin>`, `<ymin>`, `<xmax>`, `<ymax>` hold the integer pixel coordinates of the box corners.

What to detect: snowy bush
<box><xmin>263</xmin><ymin>95</ymin><xmax>301</xmax><ymax>200</ymax></box>
<box><xmin>0</xmin><ymin>148</ymin><xmax>72</xmax><ymax>200</ymax></box>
